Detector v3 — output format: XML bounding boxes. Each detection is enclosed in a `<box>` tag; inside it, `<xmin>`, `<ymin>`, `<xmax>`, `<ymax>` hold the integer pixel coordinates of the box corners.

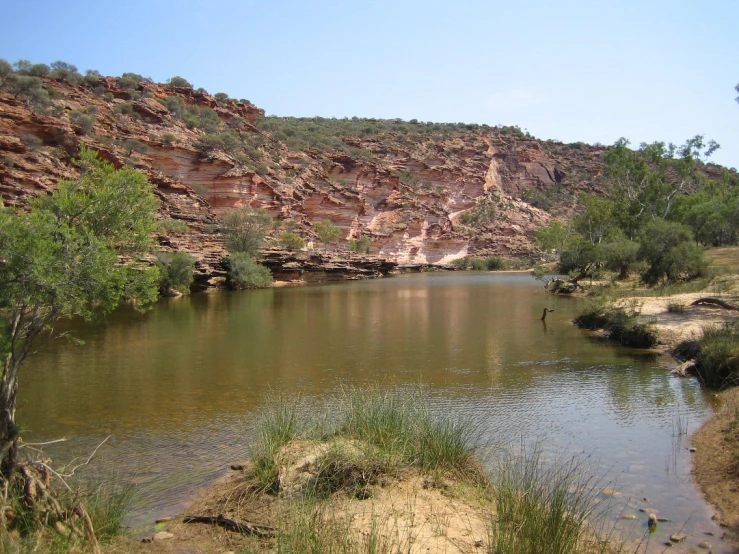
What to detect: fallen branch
<box><xmin>690</xmin><ymin>297</ymin><xmax>739</xmax><ymax>311</ymax></box>
<box><xmin>183</xmin><ymin>514</ymin><xmax>275</xmax><ymax>538</ymax></box>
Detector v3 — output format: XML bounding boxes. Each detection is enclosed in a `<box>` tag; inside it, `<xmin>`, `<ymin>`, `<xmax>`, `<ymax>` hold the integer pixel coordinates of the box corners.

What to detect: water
<box><xmin>17</xmin><ymin>272</ymin><xmax>730</xmax><ymax>552</ymax></box>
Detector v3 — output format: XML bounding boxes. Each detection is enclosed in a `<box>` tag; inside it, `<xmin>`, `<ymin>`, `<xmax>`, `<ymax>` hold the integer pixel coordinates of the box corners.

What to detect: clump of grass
<box><xmin>574</xmin><ymin>298</ymin><xmax>657</xmax><ymax>348</ymax></box>
<box><xmin>488</xmin><ymin>448</ymin><xmax>611</xmax><ymax>554</ymax></box>
<box><xmin>667</xmin><ymin>302</ymin><xmax>686</xmax><ymax>313</ymax></box>
<box><xmin>693</xmin><ymin>324</ymin><xmax>739</xmax><ymax>389</ymax></box>
<box><xmin>336</xmin><ymin>387</ymin><xmax>482</xmax><ymax>477</ymax></box>
<box><xmin>84</xmin><ymin>481</ymin><xmax>138</xmax><ymax>541</ymax></box>
<box><xmin>251</xmin><ymin>395</ymin><xmax>301</xmax><ymax>491</ymax></box>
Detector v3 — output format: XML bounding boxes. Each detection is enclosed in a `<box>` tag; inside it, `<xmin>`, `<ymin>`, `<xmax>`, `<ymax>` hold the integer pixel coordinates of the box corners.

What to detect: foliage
<box><xmin>163</xmin><ymin>94</ymin><xmax>186</xmax><ymax>116</ymax></box>
<box><xmin>489</xmin><ymin>448</ymin><xmax>607</xmax><ymax>554</ymax></box>
<box><xmin>0</xmin><ymin>147</ymin><xmax>159</xmax><ymax>473</ymax></box>
<box><xmin>220</xmin><ymin>207</ymin><xmax>273</xmax><ymax>256</ymax></box>
<box><xmin>113</xmin><ymin>102</ymin><xmax>135</xmax><ymax>116</ymax></box>
<box><xmin>155</xmin><ymin>251</ymin><xmax>195</xmax><ymax>295</ymax></box>
<box><xmin>278</xmin><ymin>231</ymin><xmax>306</xmax><ymax>251</ymax></box>
<box><xmin>693</xmin><ymin>324</ymin><xmax>739</xmax><ymax>389</ymax></box>
<box><xmin>120</xmin><ymin>138</ymin><xmax>148</xmax><ymax>157</ymax></box>
<box><xmin>533</xmin><ymin>221</ymin><xmax>569</xmax><ymax>260</ymax></box>
<box><xmin>157</xmin><ymin>218</ymin><xmax>189</xmax><ymax>234</ymax></box>
<box><xmin>161</xmin><ymin>132</ymin><xmax>177</xmax><ymax>146</ymax></box>
<box><xmin>167</xmin><ymin>76</ymin><xmax>192</xmax><ymax>88</ymax></box>
<box><xmin>69</xmin><ymin>109</ymin><xmax>95</xmax><ymax>134</ymax></box>
<box><xmin>347</xmin><ymin>235</ymin><xmax>371</xmax><ymax>254</ymax></box>
<box><xmin>223</xmin><ymin>252</ymin><xmax>273</xmax><ymax>290</ymax></box>
<box><xmin>314</xmin><ymin>219</ymin><xmax>342</xmax><ymax>250</ymax></box>
<box><xmin>48</xmin><ymin>60</ymin><xmax>82</xmax><ymax>85</ymax></box>
<box><xmin>459</xmin><ymin>198</ymin><xmax>496</xmax><ymax>226</ymax></box>
<box><xmin>598</xmin><ymin>234</ymin><xmax>640</xmax><ymax>280</ymax></box>
<box><xmin>574</xmin><ymin>300</ymin><xmax>657</xmax><ymax>348</ymax></box>
<box><xmin>638</xmin><ymin>219</ymin><xmax>706</xmax><ymax>285</ymax></box>
<box><xmin>469</xmin><ymin>257</ymin><xmax>505</xmax><ymax>270</ymax></box>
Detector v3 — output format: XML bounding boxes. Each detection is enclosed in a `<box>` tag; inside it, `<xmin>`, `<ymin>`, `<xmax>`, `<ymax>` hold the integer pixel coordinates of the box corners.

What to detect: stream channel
<box><xmin>17</xmin><ymin>272</ymin><xmax>732</xmax><ymax>552</ymax></box>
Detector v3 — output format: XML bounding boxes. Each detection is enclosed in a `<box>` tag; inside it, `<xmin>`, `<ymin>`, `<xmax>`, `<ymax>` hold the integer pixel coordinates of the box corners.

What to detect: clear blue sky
<box><xmin>2</xmin><ymin>0</ymin><xmax>737</xmax><ymax>168</ymax></box>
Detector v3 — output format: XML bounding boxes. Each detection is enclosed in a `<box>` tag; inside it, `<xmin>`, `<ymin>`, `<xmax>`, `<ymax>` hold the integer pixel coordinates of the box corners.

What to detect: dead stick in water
<box><xmin>541</xmin><ymin>308</ymin><xmax>554</xmax><ymax>321</ymax></box>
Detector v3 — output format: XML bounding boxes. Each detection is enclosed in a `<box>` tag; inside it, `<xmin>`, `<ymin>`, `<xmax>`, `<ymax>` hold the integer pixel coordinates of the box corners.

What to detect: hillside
<box><xmin>0</xmin><ymin>67</ymin><xmax>612</xmax><ymax>287</ymax></box>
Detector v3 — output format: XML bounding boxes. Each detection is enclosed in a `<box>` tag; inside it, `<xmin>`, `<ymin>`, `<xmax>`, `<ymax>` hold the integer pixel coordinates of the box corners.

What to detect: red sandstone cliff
<box><xmin>0</xmin><ymin>72</ymin><xmax>610</xmax><ymax>285</ymax></box>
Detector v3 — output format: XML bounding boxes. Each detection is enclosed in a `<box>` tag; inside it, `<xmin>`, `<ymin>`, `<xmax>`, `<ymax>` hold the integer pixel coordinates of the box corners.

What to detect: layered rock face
<box><xmin>0</xmin><ymin>73</ymin><xmax>609</xmax><ymax>285</ymax></box>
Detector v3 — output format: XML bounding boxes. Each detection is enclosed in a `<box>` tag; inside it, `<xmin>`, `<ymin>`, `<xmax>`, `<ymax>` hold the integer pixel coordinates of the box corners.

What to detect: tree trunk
<box><xmin>0</xmin><ymin>359</ymin><xmax>20</xmax><ymax>479</ymax></box>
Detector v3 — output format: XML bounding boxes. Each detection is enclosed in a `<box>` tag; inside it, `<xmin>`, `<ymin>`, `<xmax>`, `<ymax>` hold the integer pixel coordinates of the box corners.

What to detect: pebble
<box><xmin>153</xmin><ymin>531</ymin><xmax>174</xmax><ymax>541</ymax></box>
<box><xmin>601</xmin><ymin>488</ymin><xmax>620</xmax><ymax>496</ymax></box>
<box><xmin>689</xmin><ymin>447</ymin><xmax>697</xmax><ymax>453</ymax></box>
<box><xmin>697</xmin><ymin>541</ymin><xmax>712</xmax><ymax>550</ymax></box>
<box><xmin>155</xmin><ymin>516</ymin><xmax>173</xmax><ymax>523</ymax></box>
<box><xmin>648</xmin><ymin>513</ymin><xmax>658</xmax><ymax>527</ymax></box>
<box><xmin>669</xmin><ymin>533</ymin><xmax>688</xmax><ymax>543</ymax></box>
<box><xmin>621</xmin><ymin>515</ymin><xmax>636</xmax><ymax>520</ymax></box>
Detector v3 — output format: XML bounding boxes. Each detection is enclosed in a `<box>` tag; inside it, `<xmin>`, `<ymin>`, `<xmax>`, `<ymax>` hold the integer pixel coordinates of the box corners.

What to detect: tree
<box><xmin>638</xmin><ymin>219</ymin><xmax>705</xmax><ymax>285</ymax></box>
<box><xmin>220</xmin><ymin>207</ymin><xmax>273</xmax><ymax>256</ymax></box>
<box><xmin>533</xmin><ymin>221</ymin><xmax>569</xmax><ymax>261</ymax></box>
<box><xmin>0</xmin><ymin>147</ymin><xmax>160</xmax><ymax>475</ymax></box>
<box><xmin>314</xmin><ymin>219</ymin><xmax>342</xmax><ymax>251</ymax></box>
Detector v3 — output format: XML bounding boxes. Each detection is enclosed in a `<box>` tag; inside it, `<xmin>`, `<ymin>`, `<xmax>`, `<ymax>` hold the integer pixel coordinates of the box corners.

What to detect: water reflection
<box><xmin>16</xmin><ymin>273</ymin><xmax>731</xmax><ymax>552</ymax></box>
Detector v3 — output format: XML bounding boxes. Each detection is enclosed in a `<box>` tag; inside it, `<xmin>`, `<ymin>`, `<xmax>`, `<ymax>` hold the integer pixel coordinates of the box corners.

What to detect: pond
<box><xmin>18</xmin><ymin>272</ymin><xmax>729</xmax><ymax>552</ymax></box>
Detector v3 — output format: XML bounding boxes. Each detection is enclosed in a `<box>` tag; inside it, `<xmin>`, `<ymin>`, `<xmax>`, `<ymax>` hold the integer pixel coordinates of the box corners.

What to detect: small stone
<box><xmin>648</xmin><ymin>513</ymin><xmax>658</xmax><ymax>527</ymax></box>
<box><xmin>669</xmin><ymin>533</ymin><xmax>688</xmax><ymax>543</ymax></box>
<box><xmin>155</xmin><ymin>516</ymin><xmax>173</xmax><ymax>523</ymax></box>
<box><xmin>689</xmin><ymin>447</ymin><xmax>697</xmax><ymax>453</ymax></box>
<box><xmin>153</xmin><ymin>531</ymin><xmax>174</xmax><ymax>541</ymax></box>
<box><xmin>663</xmin><ymin>542</ymin><xmax>673</xmax><ymax>547</ymax></box>
<box><xmin>657</xmin><ymin>517</ymin><xmax>670</xmax><ymax>522</ymax></box>
<box><xmin>621</xmin><ymin>515</ymin><xmax>636</xmax><ymax>520</ymax></box>
<box><xmin>230</xmin><ymin>464</ymin><xmax>245</xmax><ymax>471</ymax></box>
<box><xmin>601</xmin><ymin>488</ymin><xmax>620</xmax><ymax>496</ymax></box>
<box><xmin>141</xmin><ymin>537</ymin><xmax>152</xmax><ymax>543</ymax></box>
<box><xmin>697</xmin><ymin>541</ymin><xmax>712</xmax><ymax>550</ymax></box>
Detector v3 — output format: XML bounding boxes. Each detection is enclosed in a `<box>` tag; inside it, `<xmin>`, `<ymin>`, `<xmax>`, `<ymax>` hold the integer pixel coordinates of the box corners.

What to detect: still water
<box><xmin>18</xmin><ymin>272</ymin><xmax>730</xmax><ymax>551</ymax></box>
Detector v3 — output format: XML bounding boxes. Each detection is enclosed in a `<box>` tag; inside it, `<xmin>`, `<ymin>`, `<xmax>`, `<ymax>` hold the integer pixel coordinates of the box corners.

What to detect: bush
<box><xmin>69</xmin><ymin>109</ymin><xmax>95</xmax><ymax>134</ymax></box>
<box><xmin>469</xmin><ymin>257</ymin><xmax>504</xmax><ymax>271</ymax></box>
<box><xmin>121</xmin><ymin>139</ymin><xmax>148</xmax><ymax>156</ymax></box>
<box><xmin>693</xmin><ymin>324</ymin><xmax>739</xmax><ymax>389</ymax></box>
<box><xmin>167</xmin><ymin>76</ymin><xmax>192</xmax><ymax>88</ymax></box>
<box><xmin>21</xmin><ymin>134</ymin><xmax>43</xmax><ymax>149</ymax></box>
<box><xmin>155</xmin><ymin>251</ymin><xmax>195</xmax><ymax>295</ymax></box>
<box><xmin>574</xmin><ymin>300</ymin><xmax>658</xmax><ymax>348</ymax></box>
<box><xmin>113</xmin><ymin>102</ymin><xmax>135</xmax><ymax>116</ymax></box>
<box><xmin>157</xmin><ymin>219</ymin><xmax>189</xmax><ymax>234</ymax></box>
<box><xmin>48</xmin><ymin>60</ymin><xmax>81</xmax><ymax>84</ymax></box>
<box><xmin>161</xmin><ymin>132</ymin><xmax>177</xmax><ymax>146</ymax></box>
<box><xmin>314</xmin><ymin>219</ymin><xmax>342</xmax><ymax>250</ymax></box>
<box><xmin>278</xmin><ymin>231</ymin><xmax>306</xmax><ymax>251</ymax></box>
<box><xmin>214</xmin><ymin>92</ymin><xmax>229</xmax><ymax>104</ymax></box>
<box><xmin>348</xmin><ymin>235</ymin><xmax>371</xmax><ymax>254</ymax></box>
<box><xmin>223</xmin><ymin>252</ymin><xmax>273</xmax><ymax>290</ymax></box>
<box><xmin>163</xmin><ymin>95</ymin><xmax>186</xmax><ymax>116</ymax></box>
<box><xmin>220</xmin><ymin>207</ymin><xmax>273</xmax><ymax>256</ymax></box>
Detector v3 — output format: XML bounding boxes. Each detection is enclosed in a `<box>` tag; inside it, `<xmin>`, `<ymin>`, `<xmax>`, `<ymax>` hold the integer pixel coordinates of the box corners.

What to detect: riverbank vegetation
<box><xmin>535</xmin><ymin>136</ymin><xmax>736</xmax><ymax>289</ymax></box>
<box><xmin>127</xmin><ymin>390</ymin><xmax>631</xmax><ymax>554</ymax></box>
<box><xmin>0</xmin><ymin>147</ymin><xmax>161</xmax><ymax>551</ymax></box>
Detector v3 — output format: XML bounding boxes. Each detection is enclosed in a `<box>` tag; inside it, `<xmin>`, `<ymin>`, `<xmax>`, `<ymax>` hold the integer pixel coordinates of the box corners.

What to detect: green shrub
<box><xmin>694</xmin><ymin>324</ymin><xmax>739</xmax><ymax>389</ymax></box>
<box><xmin>639</xmin><ymin>219</ymin><xmax>707</xmax><ymax>285</ymax></box>
<box><xmin>278</xmin><ymin>231</ymin><xmax>306</xmax><ymax>251</ymax></box>
<box><xmin>315</xmin><ymin>219</ymin><xmax>342</xmax><ymax>251</ymax></box>
<box><xmin>119</xmin><ymin>72</ymin><xmax>144</xmax><ymax>91</ymax></box>
<box><xmin>161</xmin><ymin>132</ymin><xmax>177</xmax><ymax>146</ymax></box>
<box><xmin>155</xmin><ymin>251</ymin><xmax>195</xmax><ymax>295</ymax></box>
<box><xmin>223</xmin><ymin>252</ymin><xmax>273</xmax><ymax>290</ymax></box>
<box><xmin>103</xmin><ymin>92</ymin><xmax>114</xmax><ymax>102</ymax></box>
<box><xmin>113</xmin><ymin>102</ymin><xmax>134</xmax><ymax>116</ymax></box>
<box><xmin>220</xmin><ymin>207</ymin><xmax>272</xmax><ymax>256</ymax></box>
<box><xmin>69</xmin><ymin>109</ymin><xmax>95</xmax><ymax>134</ymax></box>
<box><xmin>157</xmin><ymin>219</ymin><xmax>189</xmax><ymax>234</ymax></box>
<box><xmin>84</xmin><ymin>69</ymin><xmax>102</xmax><ymax>83</ymax></box>
<box><xmin>348</xmin><ymin>235</ymin><xmax>371</xmax><ymax>254</ymax></box>
<box><xmin>163</xmin><ymin>94</ymin><xmax>186</xmax><ymax>116</ymax></box>
<box><xmin>469</xmin><ymin>257</ymin><xmax>504</xmax><ymax>271</ymax></box>
<box><xmin>121</xmin><ymin>139</ymin><xmax>148</xmax><ymax>156</ymax></box>
<box><xmin>167</xmin><ymin>76</ymin><xmax>192</xmax><ymax>88</ymax></box>
<box><xmin>574</xmin><ymin>300</ymin><xmax>658</xmax><ymax>348</ymax></box>
<box><xmin>48</xmin><ymin>60</ymin><xmax>81</xmax><ymax>84</ymax></box>
<box><xmin>214</xmin><ymin>92</ymin><xmax>229</xmax><ymax>104</ymax></box>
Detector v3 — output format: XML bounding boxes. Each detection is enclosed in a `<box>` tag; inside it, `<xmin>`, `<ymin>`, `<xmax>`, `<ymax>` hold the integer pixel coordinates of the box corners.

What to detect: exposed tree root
<box><xmin>2</xmin><ymin>462</ymin><xmax>100</xmax><ymax>553</ymax></box>
<box><xmin>691</xmin><ymin>297</ymin><xmax>739</xmax><ymax>310</ymax></box>
<box><xmin>183</xmin><ymin>514</ymin><xmax>276</xmax><ymax>538</ymax></box>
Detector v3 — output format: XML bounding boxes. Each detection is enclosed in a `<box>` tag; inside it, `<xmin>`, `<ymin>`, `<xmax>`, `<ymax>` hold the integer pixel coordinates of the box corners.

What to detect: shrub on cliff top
<box><xmin>167</xmin><ymin>76</ymin><xmax>192</xmax><ymax>89</ymax></box>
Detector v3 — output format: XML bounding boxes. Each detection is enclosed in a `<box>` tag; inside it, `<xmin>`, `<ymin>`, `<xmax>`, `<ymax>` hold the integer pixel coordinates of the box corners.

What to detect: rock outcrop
<box><xmin>0</xmin><ymin>71</ymin><xmax>611</xmax><ymax>285</ymax></box>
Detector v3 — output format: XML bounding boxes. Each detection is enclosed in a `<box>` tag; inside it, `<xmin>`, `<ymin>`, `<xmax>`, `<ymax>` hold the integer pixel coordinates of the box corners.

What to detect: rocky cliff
<box><xmin>0</xmin><ymin>71</ymin><xmax>610</xmax><ymax>286</ymax></box>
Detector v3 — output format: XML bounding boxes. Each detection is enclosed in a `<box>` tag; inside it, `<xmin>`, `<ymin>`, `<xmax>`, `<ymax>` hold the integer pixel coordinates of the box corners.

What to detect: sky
<box><xmin>1</xmin><ymin>0</ymin><xmax>737</xmax><ymax>168</ymax></box>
